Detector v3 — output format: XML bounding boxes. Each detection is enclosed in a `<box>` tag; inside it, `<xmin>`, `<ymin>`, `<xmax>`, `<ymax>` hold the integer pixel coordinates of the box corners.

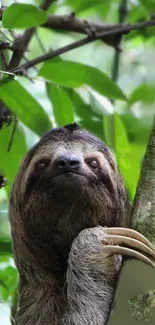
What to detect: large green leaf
<box><xmin>0</xmin><ymin>123</ymin><xmax>27</xmax><ymax>191</ymax></box>
<box><xmin>0</xmin><ymin>77</ymin><xmax>51</xmax><ymax>136</ymax></box>
<box><xmin>2</xmin><ymin>3</ymin><xmax>47</xmax><ymax>29</ymax></box>
<box><xmin>104</xmin><ymin>113</ymin><xmax>140</xmax><ymax>200</ymax></box>
<box><xmin>129</xmin><ymin>84</ymin><xmax>155</xmax><ymax>105</ymax></box>
<box><xmin>39</xmin><ymin>58</ymin><xmax>126</xmax><ymax>101</ymax></box>
<box><xmin>66</xmin><ymin>89</ymin><xmax>104</xmax><ymax>141</ymax></box>
<box><xmin>46</xmin><ymin>84</ymin><xmax>74</xmax><ymax>125</ymax></box>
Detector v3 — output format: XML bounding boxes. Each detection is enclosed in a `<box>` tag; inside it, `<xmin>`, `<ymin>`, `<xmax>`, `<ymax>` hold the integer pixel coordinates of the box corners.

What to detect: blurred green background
<box><xmin>0</xmin><ymin>0</ymin><xmax>155</xmax><ymax>323</ymax></box>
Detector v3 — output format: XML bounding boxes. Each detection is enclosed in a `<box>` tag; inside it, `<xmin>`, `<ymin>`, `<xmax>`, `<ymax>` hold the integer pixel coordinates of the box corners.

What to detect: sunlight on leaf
<box><xmin>46</xmin><ymin>84</ymin><xmax>74</xmax><ymax>125</ymax></box>
<box><xmin>0</xmin><ymin>77</ymin><xmax>51</xmax><ymax>136</ymax></box>
<box><xmin>129</xmin><ymin>84</ymin><xmax>155</xmax><ymax>105</ymax></box>
<box><xmin>104</xmin><ymin>113</ymin><xmax>141</xmax><ymax>200</ymax></box>
<box><xmin>39</xmin><ymin>58</ymin><xmax>127</xmax><ymax>101</ymax></box>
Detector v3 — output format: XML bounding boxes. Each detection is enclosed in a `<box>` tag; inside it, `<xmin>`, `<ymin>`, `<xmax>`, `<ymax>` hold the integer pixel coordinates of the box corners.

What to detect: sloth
<box><xmin>9</xmin><ymin>123</ymin><xmax>155</xmax><ymax>325</ymax></box>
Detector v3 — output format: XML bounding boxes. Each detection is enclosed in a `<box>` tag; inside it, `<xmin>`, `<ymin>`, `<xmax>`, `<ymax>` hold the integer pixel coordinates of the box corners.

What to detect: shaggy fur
<box><xmin>9</xmin><ymin>123</ymin><xmax>129</xmax><ymax>324</ymax></box>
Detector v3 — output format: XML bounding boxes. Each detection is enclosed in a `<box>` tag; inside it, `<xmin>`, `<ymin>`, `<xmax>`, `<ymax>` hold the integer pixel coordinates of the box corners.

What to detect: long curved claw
<box><xmin>101</xmin><ymin>227</ymin><xmax>155</xmax><ymax>268</ymax></box>
<box><xmin>104</xmin><ymin>227</ymin><xmax>154</xmax><ymax>250</ymax></box>
<box><xmin>102</xmin><ymin>245</ymin><xmax>155</xmax><ymax>268</ymax></box>
<box><xmin>102</xmin><ymin>235</ymin><xmax>155</xmax><ymax>259</ymax></box>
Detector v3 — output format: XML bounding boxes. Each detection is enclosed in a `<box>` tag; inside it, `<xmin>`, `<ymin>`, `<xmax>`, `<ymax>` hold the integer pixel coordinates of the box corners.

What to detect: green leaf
<box><xmin>0</xmin><ymin>123</ymin><xmax>27</xmax><ymax>191</ymax></box>
<box><xmin>129</xmin><ymin>84</ymin><xmax>155</xmax><ymax>105</ymax></box>
<box><xmin>0</xmin><ymin>240</ymin><xmax>13</xmax><ymax>255</ymax></box>
<box><xmin>46</xmin><ymin>84</ymin><xmax>74</xmax><ymax>125</ymax></box>
<box><xmin>0</xmin><ymin>266</ymin><xmax>18</xmax><ymax>301</ymax></box>
<box><xmin>2</xmin><ymin>3</ymin><xmax>47</xmax><ymax>29</ymax></box>
<box><xmin>0</xmin><ymin>255</ymin><xmax>11</xmax><ymax>263</ymax></box>
<box><xmin>66</xmin><ymin>89</ymin><xmax>104</xmax><ymax>141</ymax></box>
<box><xmin>0</xmin><ymin>77</ymin><xmax>51</xmax><ymax>136</ymax></box>
<box><xmin>103</xmin><ymin>114</ymin><xmax>114</xmax><ymax>148</ymax></box>
<box><xmin>104</xmin><ymin>113</ymin><xmax>140</xmax><ymax>200</ymax></box>
<box><xmin>89</xmin><ymin>90</ymin><xmax>113</xmax><ymax>115</ymax></box>
<box><xmin>115</xmin><ymin>113</ymin><xmax>141</xmax><ymax>200</ymax></box>
<box><xmin>39</xmin><ymin>58</ymin><xmax>126</xmax><ymax>101</ymax></box>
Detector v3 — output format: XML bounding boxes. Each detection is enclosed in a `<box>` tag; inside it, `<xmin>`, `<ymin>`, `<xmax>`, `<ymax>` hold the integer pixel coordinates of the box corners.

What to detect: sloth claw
<box><xmin>101</xmin><ymin>227</ymin><xmax>155</xmax><ymax>268</ymax></box>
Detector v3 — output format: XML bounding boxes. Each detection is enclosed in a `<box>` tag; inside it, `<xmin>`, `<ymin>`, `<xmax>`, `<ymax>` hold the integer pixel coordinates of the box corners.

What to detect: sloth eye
<box><xmin>85</xmin><ymin>158</ymin><xmax>99</xmax><ymax>170</ymax></box>
<box><xmin>35</xmin><ymin>159</ymin><xmax>50</xmax><ymax>172</ymax></box>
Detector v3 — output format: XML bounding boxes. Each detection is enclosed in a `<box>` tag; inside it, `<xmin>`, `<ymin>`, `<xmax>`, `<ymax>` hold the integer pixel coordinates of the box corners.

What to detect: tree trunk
<box><xmin>108</xmin><ymin>117</ymin><xmax>155</xmax><ymax>325</ymax></box>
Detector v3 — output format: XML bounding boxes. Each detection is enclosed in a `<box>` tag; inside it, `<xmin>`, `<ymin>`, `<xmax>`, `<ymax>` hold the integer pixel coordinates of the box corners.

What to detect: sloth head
<box><xmin>9</xmin><ymin>123</ymin><xmax>129</xmax><ymax>277</ymax></box>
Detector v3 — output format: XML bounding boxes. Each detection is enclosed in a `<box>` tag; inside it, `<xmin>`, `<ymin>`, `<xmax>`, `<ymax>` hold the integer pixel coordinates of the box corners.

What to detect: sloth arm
<box><xmin>63</xmin><ymin>226</ymin><xmax>155</xmax><ymax>325</ymax></box>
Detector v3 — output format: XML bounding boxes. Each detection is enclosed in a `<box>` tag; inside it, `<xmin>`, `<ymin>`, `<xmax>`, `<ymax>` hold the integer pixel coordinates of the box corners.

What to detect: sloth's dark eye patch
<box><xmin>34</xmin><ymin>159</ymin><xmax>51</xmax><ymax>172</ymax></box>
<box><xmin>85</xmin><ymin>158</ymin><xmax>99</xmax><ymax>170</ymax></box>
<box><xmin>24</xmin><ymin>159</ymin><xmax>51</xmax><ymax>200</ymax></box>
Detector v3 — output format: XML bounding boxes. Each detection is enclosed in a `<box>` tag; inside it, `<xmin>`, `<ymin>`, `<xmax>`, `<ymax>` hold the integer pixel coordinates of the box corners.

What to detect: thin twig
<box><xmin>7</xmin><ymin>116</ymin><xmax>17</xmax><ymax>152</ymax></box>
<box><xmin>8</xmin><ymin>0</ymin><xmax>54</xmax><ymax>70</ymax></box>
<box><xmin>35</xmin><ymin>30</ymin><xmax>46</xmax><ymax>53</ymax></box>
<box><xmin>11</xmin><ymin>19</ymin><xmax>155</xmax><ymax>74</ymax></box>
<box><xmin>112</xmin><ymin>0</ymin><xmax>128</xmax><ymax>82</ymax></box>
<box><xmin>0</xmin><ymin>30</ymin><xmax>12</xmax><ymax>42</ymax></box>
<box><xmin>110</xmin><ymin>0</ymin><xmax>128</xmax><ymax>150</ymax></box>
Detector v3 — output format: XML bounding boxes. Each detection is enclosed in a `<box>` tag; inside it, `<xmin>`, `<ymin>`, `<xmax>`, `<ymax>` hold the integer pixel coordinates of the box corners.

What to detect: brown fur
<box><xmin>9</xmin><ymin>123</ymin><xmax>129</xmax><ymax>324</ymax></box>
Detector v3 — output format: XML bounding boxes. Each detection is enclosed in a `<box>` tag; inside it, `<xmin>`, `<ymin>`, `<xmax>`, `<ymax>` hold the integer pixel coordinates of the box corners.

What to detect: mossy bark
<box><xmin>131</xmin><ymin>117</ymin><xmax>155</xmax><ymax>244</ymax></box>
<box><xmin>108</xmin><ymin>117</ymin><xmax>155</xmax><ymax>325</ymax></box>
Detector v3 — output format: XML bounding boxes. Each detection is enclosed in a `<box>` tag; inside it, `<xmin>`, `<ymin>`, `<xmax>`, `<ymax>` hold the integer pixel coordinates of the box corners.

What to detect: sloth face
<box><xmin>22</xmin><ymin>126</ymin><xmax>117</xmax><ymax>202</ymax></box>
<box><xmin>10</xmin><ymin>124</ymin><xmax>128</xmax><ymax>274</ymax></box>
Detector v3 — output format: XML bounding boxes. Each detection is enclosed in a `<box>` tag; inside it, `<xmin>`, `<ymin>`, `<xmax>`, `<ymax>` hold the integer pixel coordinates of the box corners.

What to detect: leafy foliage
<box><xmin>39</xmin><ymin>57</ymin><xmax>126</xmax><ymax>100</ymax></box>
<box><xmin>46</xmin><ymin>83</ymin><xmax>74</xmax><ymax>125</ymax></box>
<box><xmin>2</xmin><ymin>3</ymin><xmax>47</xmax><ymax>29</ymax></box>
<box><xmin>0</xmin><ymin>77</ymin><xmax>51</xmax><ymax>135</ymax></box>
<box><xmin>0</xmin><ymin>122</ymin><xmax>27</xmax><ymax>191</ymax></box>
<box><xmin>0</xmin><ymin>0</ymin><xmax>154</xmax><ymax>323</ymax></box>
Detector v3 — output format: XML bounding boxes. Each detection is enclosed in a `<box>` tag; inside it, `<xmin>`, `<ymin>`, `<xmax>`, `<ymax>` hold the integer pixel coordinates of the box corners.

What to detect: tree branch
<box><xmin>43</xmin><ymin>14</ymin><xmax>121</xmax><ymax>35</ymax></box>
<box><xmin>108</xmin><ymin>115</ymin><xmax>155</xmax><ymax>325</ymax></box>
<box><xmin>42</xmin><ymin>14</ymin><xmax>155</xmax><ymax>48</ymax></box>
<box><xmin>43</xmin><ymin>14</ymin><xmax>128</xmax><ymax>49</ymax></box>
<box><xmin>40</xmin><ymin>0</ymin><xmax>56</xmax><ymax>11</ymax></box>
<box><xmin>11</xmin><ymin>18</ymin><xmax>155</xmax><ymax>74</ymax></box>
<box><xmin>131</xmin><ymin>116</ymin><xmax>155</xmax><ymax>244</ymax></box>
<box><xmin>8</xmin><ymin>29</ymin><xmax>35</xmax><ymax>70</ymax></box>
<box><xmin>0</xmin><ymin>41</ymin><xmax>25</xmax><ymax>52</ymax></box>
<box><xmin>8</xmin><ymin>0</ymin><xmax>53</xmax><ymax>70</ymax></box>
<box><xmin>0</xmin><ymin>0</ymin><xmax>54</xmax><ymax>121</ymax></box>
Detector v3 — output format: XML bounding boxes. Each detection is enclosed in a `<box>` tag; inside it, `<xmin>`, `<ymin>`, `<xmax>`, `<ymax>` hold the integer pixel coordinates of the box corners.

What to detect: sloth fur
<box><xmin>9</xmin><ymin>123</ymin><xmax>129</xmax><ymax>325</ymax></box>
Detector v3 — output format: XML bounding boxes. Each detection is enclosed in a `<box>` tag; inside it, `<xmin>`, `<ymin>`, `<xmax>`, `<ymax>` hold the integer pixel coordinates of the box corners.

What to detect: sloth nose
<box><xmin>54</xmin><ymin>155</ymin><xmax>81</xmax><ymax>171</ymax></box>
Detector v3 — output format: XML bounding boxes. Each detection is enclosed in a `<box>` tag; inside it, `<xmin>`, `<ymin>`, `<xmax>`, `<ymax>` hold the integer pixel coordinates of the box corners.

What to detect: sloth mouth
<box><xmin>52</xmin><ymin>170</ymin><xmax>87</xmax><ymax>180</ymax></box>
